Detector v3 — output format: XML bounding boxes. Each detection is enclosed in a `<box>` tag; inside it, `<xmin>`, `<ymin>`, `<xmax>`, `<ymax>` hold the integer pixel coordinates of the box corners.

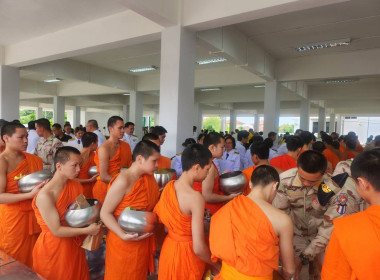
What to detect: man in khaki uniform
<box><xmin>273</xmin><ymin>151</ymin><xmax>361</xmax><ymax>280</ymax></box>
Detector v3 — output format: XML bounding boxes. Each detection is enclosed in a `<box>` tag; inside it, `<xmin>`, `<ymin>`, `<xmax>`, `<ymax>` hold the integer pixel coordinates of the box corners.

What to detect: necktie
<box><xmin>226</xmin><ymin>153</ymin><xmax>229</xmax><ymax>160</ymax></box>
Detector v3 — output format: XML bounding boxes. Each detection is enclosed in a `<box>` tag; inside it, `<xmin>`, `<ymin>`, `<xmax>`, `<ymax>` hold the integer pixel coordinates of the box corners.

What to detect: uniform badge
<box><xmin>285</xmin><ymin>185</ymin><xmax>298</xmax><ymax>191</ymax></box>
<box><xmin>234</xmin><ymin>151</ymin><xmax>239</xmax><ymax>155</ymax></box>
<box><xmin>133</xmin><ymin>139</ymin><xmax>137</xmax><ymax>142</ymax></box>
<box><xmin>321</xmin><ymin>184</ymin><xmax>332</xmax><ymax>193</ymax></box>
<box><xmin>336</xmin><ymin>193</ymin><xmax>348</xmax><ymax>214</ymax></box>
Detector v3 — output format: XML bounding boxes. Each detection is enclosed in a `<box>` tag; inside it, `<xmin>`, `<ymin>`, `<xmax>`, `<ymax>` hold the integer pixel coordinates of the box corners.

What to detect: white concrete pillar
<box><xmin>300</xmin><ymin>98</ymin><xmax>310</xmax><ymax>131</ymax></box>
<box><xmin>129</xmin><ymin>91</ymin><xmax>143</xmax><ymax>140</ymax></box>
<box><xmin>254</xmin><ymin>114</ymin><xmax>260</xmax><ymax>132</ymax></box>
<box><xmin>159</xmin><ymin>26</ymin><xmax>196</xmax><ymax>157</ymax></box>
<box><xmin>194</xmin><ymin>102</ymin><xmax>202</xmax><ymax>132</ymax></box>
<box><xmin>229</xmin><ymin>110</ymin><xmax>236</xmax><ymax>133</ymax></box>
<box><xmin>73</xmin><ymin>106</ymin><xmax>81</xmax><ymax>127</ymax></box>
<box><xmin>154</xmin><ymin>111</ymin><xmax>159</xmax><ymax>126</ymax></box>
<box><xmin>317</xmin><ymin>107</ymin><xmax>326</xmax><ymax>133</ymax></box>
<box><xmin>122</xmin><ymin>105</ymin><xmax>129</xmax><ymax>123</ymax></box>
<box><xmin>263</xmin><ymin>81</ymin><xmax>280</xmax><ymax>136</ymax></box>
<box><xmin>336</xmin><ymin>114</ymin><xmax>342</xmax><ymax>135</ymax></box>
<box><xmin>53</xmin><ymin>96</ymin><xmax>65</xmax><ymax>125</ymax></box>
<box><xmin>36</xmin><ymin>107</ymin><xmax>43</xmax><ymax>119</ymax></box>
<box><xmin>220</xmin><ymin>116</ymin><xmax>226</xmax><ymax>133</ymax></box>
<box><xmin>329</xmin><ymin>112</ymin><xmax>336</xmax><ymax>133</ymax></box>
<box><xmin>0</xmin><ymin>66</ymin><xmax>19</xmax><ymax>121</ymax></box>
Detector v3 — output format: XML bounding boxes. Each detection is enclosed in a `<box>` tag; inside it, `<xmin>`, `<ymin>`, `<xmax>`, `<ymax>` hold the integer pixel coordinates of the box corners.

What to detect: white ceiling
<box><xmin>0</xmin><ymin>0</ymin><xmax>127</xmax><ymax>45</ymax></box>
<box><xmin>236</xmin><ymin>0</ymin><xmax>380</xmax><ymax>59</ymax></box>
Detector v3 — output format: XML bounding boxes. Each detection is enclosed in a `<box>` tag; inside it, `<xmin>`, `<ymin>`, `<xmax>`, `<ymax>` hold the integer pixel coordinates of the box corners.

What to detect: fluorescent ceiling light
<box><xmin>44</xmin><ymin>78</ymin><xmax>62</xmax><ymax>83</ymax></box>
<box><xmin>254</xmin><ymin>84</ymin><xmax>265</xmax><ymax>88</ymax></box>
<box><xmin>123</xmin><ymin>93</ymin><xmax>130</xmax><ymax>96</ymax></box>
<box><xmin>325</xmin><ymin>78</ymin><xmax>359</xmax><ymax>84</ymax></box>
<box><xmin>200</xmin><ymin>88</ymin><xmax>221</xmax><ymax>92</ymax></box>
<box><xmin>296</xmin><ymin>38</ymin><xmax>351</xmax><ymax>52</ymax></box>
<box><xmin>196</xmin><ymin>57</ymin><xmax>227</xmax><ymax>65</ymax></box>
<box><xmin>129</xmin><ymin>66</ymin><xmax>158</xmax><ymax>73</ymax></box>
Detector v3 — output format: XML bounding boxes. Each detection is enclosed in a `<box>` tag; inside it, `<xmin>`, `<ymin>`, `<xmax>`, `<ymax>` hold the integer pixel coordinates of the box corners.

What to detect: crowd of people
<box><xmin>0</xmin><ymin>116</ymin><xmax>379</xmax><ymax>280</ymax></box>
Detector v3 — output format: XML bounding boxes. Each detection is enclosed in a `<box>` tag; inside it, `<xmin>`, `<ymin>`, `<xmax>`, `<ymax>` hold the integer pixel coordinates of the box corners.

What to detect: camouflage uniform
<box><xmin>273</xmin><ymin>168</ymin><xmax>361</xmax><ymax>260</ymax></box>
<box><xmin>35</xmin><ymin>134</ymin><xmax>64</xmax><ymax>172</ymax></box>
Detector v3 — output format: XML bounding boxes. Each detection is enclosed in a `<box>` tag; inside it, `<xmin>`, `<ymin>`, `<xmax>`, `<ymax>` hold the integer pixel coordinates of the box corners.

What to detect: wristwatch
<box><xmin>299</xmin><ymin>253</ymin><xmax>309</xmax><ymax>265</ymax></box>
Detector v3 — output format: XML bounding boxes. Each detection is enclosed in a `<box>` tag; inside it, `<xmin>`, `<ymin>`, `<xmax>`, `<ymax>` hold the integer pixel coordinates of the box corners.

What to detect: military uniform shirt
<box><xmin>217</xmin><ymin>149</ymin><xmax>241</xmax><ymax>173</ymax></box>
<box><xmin>121</xmin><ymin>133</ymin><xmax>138</xmax><ymax>152</ymax></box>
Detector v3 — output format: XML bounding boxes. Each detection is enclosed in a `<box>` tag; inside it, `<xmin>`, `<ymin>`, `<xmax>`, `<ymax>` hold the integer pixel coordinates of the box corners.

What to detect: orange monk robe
<box><xmin>355</xmin><ymin>139</ymin><xmax>364</xmax><ymax>153</ymax></box>
<box><xmin>339</xmin><ymin>145</ymin><xmax>356</xmax><ymax>159</ymax></box>
<box><xmin>270</xmin><ymin>154</ymin><xmax>296</xmax><ymax>171</ymax></box>
<box><xmin>193</xmin><ymin>162</ymin><xmax>224</xmax><ymax>215</ymax></box>
<box><xmin>78</xmin><ymin>152</ymin><xmax>96</xmax><ymax>198</ymax></box>
<box><xmin>93</xmin><ymin>141</ymin><xmax>132</xmax><ymax>204</ymax></box>
<box><xmin>105</xmin><ymin>174</ymin><xmax>160</xmax><ymax>280</ymax></box>
<box><xmin>158</xmin><ymin>155</ymin><xmax>171</xmax><ymax>169</ymax></box>
<box><xmin>322</xmin><ymin>205</ymin><xmax>380</xmax><ymax>280</ymax></box>
<box><xmin>242</xmin><ymin>166</ymin><xmax>257</xmax><ymax>195</ymax></box>
<box><xmin>154</xmin><ymin>181</ymin><xmax>206</xmax><ymax>280</ymax></box>
<box><xmin>32</xmin><ymin>180</ymin><xmax>89</xmax><ymax>280</ymax></box>
<box><xmin>0</xmin><ymin>153</ymin><xmax>42</xmax><ymax>268</ymax></box>
<box><xmin>323</xmin><ymin>149</ymin><xmax>340</xmax><ymax>171</ymax></box>
<box><xmin>210</xmin><ymin>195</ymin><xmax>279</xmax><ymax>280</ymax></box>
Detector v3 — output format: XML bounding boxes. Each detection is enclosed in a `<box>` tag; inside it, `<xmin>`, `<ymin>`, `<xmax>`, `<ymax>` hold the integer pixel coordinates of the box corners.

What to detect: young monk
<box><xmin>93</xmin><ymin>116</ymin><xmax>132</xmax><ymax>204</ymax></box>
<box><xmin>322</xmin><ymin>149</ymin><xmax>380</xmax><ymax>279</ymax></box>
<box><xmin>75</xmin><ymin>132</ymin><xmax>98</xmax><ymax>198</ymax></box>
<box><xmin>100</xmin><ymin>140</ymin><xmax>161</xmax><ymax>280</ymax></box>
<box><xmin>32</xmin><ymin>146</ymin><xmax>102</xmax><ymax>280</ymax></box>
<box><xmin>142</xmin><ymin>133</ymin><xmax>171</xmax><ymax>168</ymax></box>
<box><xmin>154</xmin><ymin>144</ymin><xmax>221</xmax><ymax>280</ymax></box>
<box><xmin>243</xmin><ymin>140</ymin><xmax>283</xmax><ymax>194</ymax></box>
<box><xmin>270</xmin><ymin>136</ymin><xmax>303</xmax><ymax>171</ymax></box>
<box><xmin>210</xmin><ymin>165</ymin><xmax>295</xmax><ymax>280</ymax></box>
<box><xmin>193</xmin><ymin>132</ymin><xmax>239</xmax><ymax>215</ymax></box>
<box><xmin>0</xmin><ymin>122</ymin><xmax>45</xmax><ymax>268</ymax></box>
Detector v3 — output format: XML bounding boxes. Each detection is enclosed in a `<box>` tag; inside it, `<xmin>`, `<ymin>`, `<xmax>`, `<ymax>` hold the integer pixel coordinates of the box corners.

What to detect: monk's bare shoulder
<box><xmin>35</xmin><ymin>187</ymin><xmax>55</xmax><ymax>207</ymax></box>
<box><xmin>0</xmin><ymin>155</ymin><xmax>8</xmax><ymax>170</ymax></box>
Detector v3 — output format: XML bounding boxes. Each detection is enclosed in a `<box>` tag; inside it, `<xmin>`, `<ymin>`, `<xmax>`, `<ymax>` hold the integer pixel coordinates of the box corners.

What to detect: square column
<box><xmin>336</xmin><ymin>114</ymin><xmax>342</xmax><ymax>135</ymax></box>
<box><xmin>36</xmin><ymin>107</ymin><xmax>43</xmax><ymax>119</ymax></box>
<box><xmin>122</xmin><ymin>105</ymin><xmax>129</xmax><ymax>123</ymax></box>
<box><xmin>220</xmin><ymin>116</ymin><xmax>226</xmax><ymax>133</ymax></box>
<box><xmin>264</xmin><ymin>81</ymin><xmax>280</xmax><ymax>136</ymax></box>
<box><xmin>53</xmin><ymin>96</ymin><xmax>65</xmax><ymax>125</ymax></box>
<box><xmin>254</xmin><ymin>114</ymin><xmax>260</xmax><ymax>132</ymax></box>
<box><xmin>229</xmin><ymin>110</ymin><xmax>236</xmax><ymax>133</ymax></box>
<box><xmin>300</xmin><ymin>98</ymin><xmax>310</xmax><ymax>131</ymax></box>
<box><xmin>329</xmin><ymin>112</ymin><xmax>336</xmax><ymax>133</ymax></box>
<box><xmin>129</xmin><ymin>91</ymin><xmax>143</xmax><ymax>140</ymax></box>
<box><xmin>318</xmin><ymin>107</ymin><xmax>326</xmax><ymax>133</ymax></box>
<box><xmin>73</xmin><ymin>106</ymin><xmax>81</xmax><ymax>127</ymax></box>
<box><xmin>194</xmin><ymin>102</ymin><xmax>203</xmax><ymax>132</ymax></box>
<box><xmin>159</xmin><ymin>26</ymin><xmax>196</xmax><ymax>157</ymax></box>
<box><xmin>0</xmin><ymin>66</ymin><xmax>20</xmax><ymax>121</ymax></box>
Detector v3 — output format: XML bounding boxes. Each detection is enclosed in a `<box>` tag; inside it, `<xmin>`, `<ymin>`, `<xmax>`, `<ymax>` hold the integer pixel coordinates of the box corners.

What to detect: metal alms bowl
<box><xmin>118</xmin><ymin>208</ymin><xmax>157</xmax><ymax>233</ymax></box>
<box><xmin>18</xmin><ymin>170</ymin><xmax>53</xmax><ymax>193</ymax></box>
<box><xmin>219</xmin><ymin>171</ymin><xmax>246</xmax><ymax>194</ymax></box>
<box><xmin>88</xmin><ymin>166</ymin><xmax>98</xmax><ymax>177</ymax></box>
<box><xmin>154</xmin><ymin>168</ymin><xmax>176</xmax><ymax>191</ymax></box>
<box><xmin>65</xmin><ymin>199</ymin><xmax>101</xmax><ymax>228</ymax></box>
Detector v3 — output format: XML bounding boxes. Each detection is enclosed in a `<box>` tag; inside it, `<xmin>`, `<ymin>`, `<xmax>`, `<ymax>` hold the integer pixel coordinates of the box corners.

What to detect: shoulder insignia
<box><xmin>176</xmin><ymin>153</ymin><xmax>182</xmax><ymax>156</ymax></box>
<box><xmin>285</xmin><ymin>185</ymin><xmax>298</xmax><ymax>191</ymax></box>
<box><xmin>336</xmin><ymin>193</ymin><xmax>348</xmax><ymax>214</ymax></box>
<box><xmin>234</xmin><ymin>151</ymin><xmax>239</xmax><ymax>154</ymax></box>
<box><xmin>317</xmin><ymin>182</ymin><xmax>335</xmax><ymax>206</ymax></box>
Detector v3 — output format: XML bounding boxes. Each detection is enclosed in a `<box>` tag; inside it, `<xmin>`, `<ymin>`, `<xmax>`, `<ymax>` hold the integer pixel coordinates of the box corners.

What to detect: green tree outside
<box><xmin>203</xmin><ymin>117</ymin><xmax>221</xmax><ymax>132</ymax></box>
<box><xmin>279</xmin><ymin>124</ymin><xmax>294</xmax><ymax>133</ymax></box>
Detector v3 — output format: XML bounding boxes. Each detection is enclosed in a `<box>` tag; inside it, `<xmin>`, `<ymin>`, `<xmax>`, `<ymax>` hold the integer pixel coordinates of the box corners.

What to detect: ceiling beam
<box><xmin>20</xmin><ymin>79</ymin><xmax>57</xmax><ymax>96</ymax></box>
<box><xmin>309</xmin><ymin>82</ymin><xmax>380</xmax><ymax>100</ymax></box>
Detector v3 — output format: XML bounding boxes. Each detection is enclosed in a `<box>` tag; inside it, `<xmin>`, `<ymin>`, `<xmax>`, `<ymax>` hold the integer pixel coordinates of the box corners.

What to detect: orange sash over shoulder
<box><xmin>32</xmin><ymin>180</ymin><xmax>89</xmax><ymax>280</ymax></box>
<box><xmin>193</xmin><ymin>162</ymin><xmax>224</xmax><ymax>215</ymax></box>
<box><xmin>105</xmin><ymin>174</ymin><xmax>160</xmax><ymax>280</ymax></box>
<box><xmin>93</xmin><ymin>141</ymin><xmax>132</xmax><ymax>204</ymax></box>
<box><xmin>0</xmin><ymin>153</ymin><xmax>42</xmax><ymax>268</ymax></box>
<box><xmin>322</xmin><ymin>205</ymin><xmax>380</xmax><ymax>280</ymax></box>
<box><xmin>78</xmin><ymin>152</ymin><xmax>95</xmax><ymax>198</ymax></box>
<box><xmin>323</xmin><ymin>149</ymin><xmax>339</xmax><ymax>171</ymax></box>
<box><xmin>210</xmin><ymin>196</ymin><xmax>279</xmax><ymax>280</ymax></box>
<box><xmin>270</xmin><ymin>154</ymin><xmax>296</xmax><ymax>172</ymax></box>
<box><xmin>154</xmin><ymin>181</ymin><xmax>206</xmax><ymax>280</ymax></box>
<box><xmin>158</xmin><ymin>155</ymin><xmax>171</xmax><ymax>169</ymax></box>
<box><xmin>242</xmin><ymin>166</ymin><xmax>257</xmax><ymax>195</ymax></box>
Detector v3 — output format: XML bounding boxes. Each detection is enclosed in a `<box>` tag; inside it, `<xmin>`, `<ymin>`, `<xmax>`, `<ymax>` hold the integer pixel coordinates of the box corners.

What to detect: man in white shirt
<box><xmin>63</xmin><ymin>122</ymin><xmax>75</xmax><ymax>139</ymax></box>
<box><xmin>121</xmin><ymin>122</ymin><xmax>138</xmax><ymax>152</ymax></box>
<box><xmin>236</xmin><ymin>130</ymin><xmax>249</xmax><ymax>169</ymax></box>
<box><xmin>85</xmin><ymin>119</ymin><xmax>106</xmax><ymax>146</ymax></box>
<box><xmin>26</xmin><ymin>120</ymin><xmax>41</xmax><ymax>154</ymax></box>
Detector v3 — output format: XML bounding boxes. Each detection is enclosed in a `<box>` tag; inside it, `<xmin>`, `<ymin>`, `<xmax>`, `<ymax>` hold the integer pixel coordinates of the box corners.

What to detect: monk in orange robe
<box><xmin>193</xmin><ymin>132</ymin><xmax>239</xmax><ymax>215</ymax></box>
<box><xmin>270</xmin><ymin>135</ymin><xmax>303</xmax><ymax>172</ymax></box>
<box><xmin>210</xmin><ymin>165</ymin><xmax>295</xmax><ymax>280</ymax></box>
<box><xmin>101</xmin><ymin>140</ymin><xmax>161</xmax><ymax>280</ymax></box>
<box><xmin>243</xmin><ymin>141</ymin><xmax>283</xmax><ymax>195</ymax></box>
<box><xmin>93</xmin><ymin>116</ymin><xmax>132</xmax><ymax>204</ymax></box>
<box><xmin>76</xmin><ymin>132</ymin><xmax>98</xmax><ymax>198</ymax></box>
<box><xmin>142</xmin><ymin>133</ymin><xmax>171</xmax><ymax>169</ymax></box>
<box><xmin>322</xmin><ymin>149</ymin><xmax>380</xmax><ymax>279</ymax></box>
<box><xmin>157</xmin><ymin>154</ymin><xmax>171</xmax><ymax>168</ymax></box>
<box><xmin>0</xmin><ymin>122</ymin><xmax>45</xmax><ymax>268</ymax></box>
<box><xmin>154</xmin><ymin>144</ymin><xmax>221</xmax><ymax>280</ymax></box>
<box><xmin>32</xmin><ymin>147</ymin><xmax>101</xmax><ymax>280</ymax></box>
